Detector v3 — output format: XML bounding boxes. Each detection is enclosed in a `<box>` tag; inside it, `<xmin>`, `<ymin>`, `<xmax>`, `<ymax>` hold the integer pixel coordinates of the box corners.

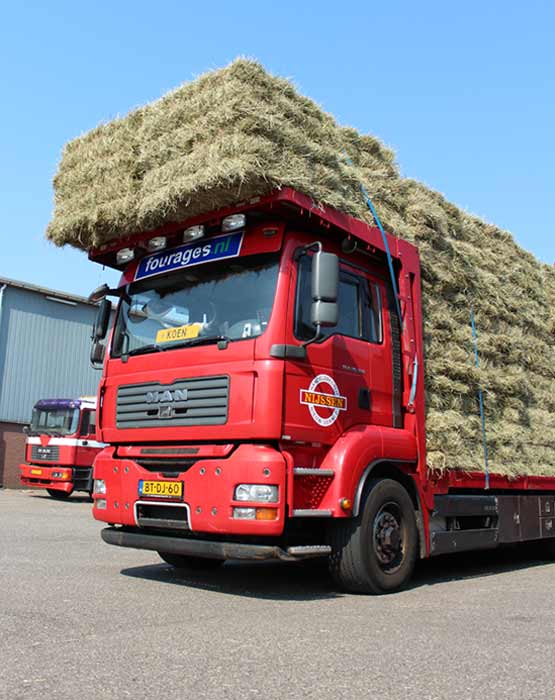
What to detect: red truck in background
<box><xmin>20</xmin><ymin>397</ymin><xmax>104</xmax><ymax>499</ymax></box>
<box><xmin>88</xmin><ymin>188</ymin><xmax>555</xmax><ymax>594</ymax></box>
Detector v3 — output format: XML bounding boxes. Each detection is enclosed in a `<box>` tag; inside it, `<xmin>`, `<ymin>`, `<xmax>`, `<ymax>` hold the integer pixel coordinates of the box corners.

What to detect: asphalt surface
<box><xmin>1</xmin><ymin>489</ymin><xmax>554</xmax><ymax>700</ymax></box>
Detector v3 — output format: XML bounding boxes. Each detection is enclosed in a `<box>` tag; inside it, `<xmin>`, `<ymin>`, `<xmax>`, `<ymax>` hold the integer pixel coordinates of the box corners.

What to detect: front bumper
<box><xmin>19</xmin><ymin>464</ymin><xmax>74</xmax><ymax>492</ymax></box>
<box><xmin>93</xmin><ymin>443</ymin><xmax>288</xmax><ymax>536</ymax></box>
<box><xmin>101</xmin><ymin>527</ymin><xmax>331</xmax><ymax>561</ymax></box>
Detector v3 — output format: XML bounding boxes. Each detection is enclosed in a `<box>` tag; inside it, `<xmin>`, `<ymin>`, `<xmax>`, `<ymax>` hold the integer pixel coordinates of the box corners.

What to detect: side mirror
<box><xmin>22</xmin><ymin>425</ymin><xmax>29</xmax><ymax>435</ymax></box>
<box><xmin>92</xmin><ymin>299</ymin><xmax>112</xmax><ymax>342</ymax></box>
<box><xmin>90</xmin><ymin>341</ymin><xmax>106</xmax><ymax>368</ymax></box>
<box><xmin>311</xmin><ymin>251</ymin><xmax>339</xmax><ymax>328</ymax></box>
<box><xmin>88</xmin><ymin>283</ymin><xmax>119</xmax><ymax>303</ymax></box>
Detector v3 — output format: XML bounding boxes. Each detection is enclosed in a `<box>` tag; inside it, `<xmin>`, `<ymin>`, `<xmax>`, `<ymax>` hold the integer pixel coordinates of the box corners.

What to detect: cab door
<box><xmin>75</xmin><ymin>410</ymin><xmax>99</xmax><ymax>467</ymax></box>
<box><xmin>282</xmin><ymin>253</ymin><xmax>394</xmax><ymax>445</ymax></box>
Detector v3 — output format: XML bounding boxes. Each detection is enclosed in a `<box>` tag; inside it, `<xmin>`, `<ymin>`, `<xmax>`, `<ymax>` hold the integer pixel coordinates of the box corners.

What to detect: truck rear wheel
<box><xmin>47</xmin><ymin>489</ymin><xmax>73</xmax><ymax>499</ymax></box>
<box><xmin>329</xmin><ymin>478</ymin><xmax>418</xmax><ymax>594</ymax></box>
<box><xmin>158</xmin><ymin>552</ymin><xmax>225</xmax><ymax>571</ymax></box>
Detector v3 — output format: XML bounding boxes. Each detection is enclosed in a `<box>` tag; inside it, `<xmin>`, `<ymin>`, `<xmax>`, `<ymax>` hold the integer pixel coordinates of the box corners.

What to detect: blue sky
<box><xmin>1</xmin><ymin>0</ymin><xmax>553</xmax><ymax>296</ymax></box>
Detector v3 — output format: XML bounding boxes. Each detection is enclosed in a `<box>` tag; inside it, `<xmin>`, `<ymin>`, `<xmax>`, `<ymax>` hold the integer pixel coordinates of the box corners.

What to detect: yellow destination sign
<box><xmin>156</xmin><ymin>323</ymin><xmax>202</xmax><ymax>345</ymax></box>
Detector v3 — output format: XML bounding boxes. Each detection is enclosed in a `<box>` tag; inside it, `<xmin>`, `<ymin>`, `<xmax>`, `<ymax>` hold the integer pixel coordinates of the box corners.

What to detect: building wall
<box><xmin>0</xmin><ymin>285</ymin><xmax>102</xmax><ymax>424</ymax></box>
<box><xmin>0</xmin><ymin>283</ymin><xmax>104</xmax><ymax>487</ymax></box>
<box><xmin>0</xmin><ymin>421</ymin><xmax>26</xmax><ymax>488</ymax></box>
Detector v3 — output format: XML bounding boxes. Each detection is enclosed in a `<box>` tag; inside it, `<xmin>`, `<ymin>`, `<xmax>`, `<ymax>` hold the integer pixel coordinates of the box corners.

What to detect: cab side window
<box><xmin>294</xmin><ymin>255</ymin><xmax>382</xmax><ymax>343</ymax></box>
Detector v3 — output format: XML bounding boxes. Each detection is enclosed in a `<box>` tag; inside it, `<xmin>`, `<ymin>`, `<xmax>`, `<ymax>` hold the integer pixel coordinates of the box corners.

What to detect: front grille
<box><xmin>31</xmin><ymin>445</ymin><xmax>60</xmax><ymax>462</ymax></box>
<box><xmin>136</xmin><ymin>503</ymin><xmax>189</xmax><ymax>530</ymax></box>
<box><xmin>116</xmin><ymin>376</ymin><xmax>229</xmax><ymax>429</ymax></box>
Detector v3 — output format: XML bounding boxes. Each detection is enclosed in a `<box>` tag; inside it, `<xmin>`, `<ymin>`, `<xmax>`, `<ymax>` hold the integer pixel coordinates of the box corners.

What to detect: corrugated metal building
<box><xmin>0</xmin><ymin>276</ymin><xmax>103</xmax><ymax>487</ymax></box>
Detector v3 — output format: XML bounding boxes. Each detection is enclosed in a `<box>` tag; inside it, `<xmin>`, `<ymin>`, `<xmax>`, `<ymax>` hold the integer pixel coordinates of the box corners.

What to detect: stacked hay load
<box><xmin>46</xmin><ymin>59</ymin><xmax>555</xmax><ymax>476</ymax></box>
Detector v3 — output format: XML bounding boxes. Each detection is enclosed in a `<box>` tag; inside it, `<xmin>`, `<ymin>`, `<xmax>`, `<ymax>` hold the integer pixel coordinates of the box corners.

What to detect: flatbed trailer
<box><xmin>87</xmin><ymin>188</ymin><xmax>555</xmax><ymax>593</ymax></box>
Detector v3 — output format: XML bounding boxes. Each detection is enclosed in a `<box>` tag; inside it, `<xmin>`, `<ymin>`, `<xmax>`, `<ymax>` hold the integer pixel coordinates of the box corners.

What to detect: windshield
<box><xmin>30</xmin><ymin>408</ymin><xmax>80</xmax><ymax>435</ymax></box>
<box><xmin>112</xmin><ymin>253</ymin><xmax>280</xmax><ymax>357</ymax></box>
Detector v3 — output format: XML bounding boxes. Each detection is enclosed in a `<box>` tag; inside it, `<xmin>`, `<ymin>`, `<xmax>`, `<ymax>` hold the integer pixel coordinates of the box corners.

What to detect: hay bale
<box><xmin>46</xmin><ymin>59</ymin><xmax>555</xmax><ymax>477</ymax></box>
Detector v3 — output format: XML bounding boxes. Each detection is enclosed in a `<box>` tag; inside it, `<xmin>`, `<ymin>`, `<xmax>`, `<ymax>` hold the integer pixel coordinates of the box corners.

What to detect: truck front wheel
<box><xmin>158</xmin><ymin>552</ymin><xmax>225</xmax><ymax>571</ymax></box>
<box><xmin>329</xmin><ymin>478</ymin><xmax>418</xmax><ymax>594</ymax></box>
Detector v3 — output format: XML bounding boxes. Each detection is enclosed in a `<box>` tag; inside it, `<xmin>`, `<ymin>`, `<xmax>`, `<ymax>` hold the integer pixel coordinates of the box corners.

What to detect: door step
<box><xmin>293</xmin><ymin>468</ymin><xmax>335</xmax><ymax>477</ymax></box>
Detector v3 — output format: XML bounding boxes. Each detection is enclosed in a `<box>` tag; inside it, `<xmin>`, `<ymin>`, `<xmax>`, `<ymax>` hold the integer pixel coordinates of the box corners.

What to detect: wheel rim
<box><xmin>372</xmin><ymin>501</ymin><xmax>404</xmax><ymax>574</ymax></box>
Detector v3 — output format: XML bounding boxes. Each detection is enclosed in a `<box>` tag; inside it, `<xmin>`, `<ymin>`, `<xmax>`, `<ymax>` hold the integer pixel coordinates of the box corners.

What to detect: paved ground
<box><xmin>1</xmin><ymin>489</ymin><xmax>554</xmax><ymax>700</ymax></box>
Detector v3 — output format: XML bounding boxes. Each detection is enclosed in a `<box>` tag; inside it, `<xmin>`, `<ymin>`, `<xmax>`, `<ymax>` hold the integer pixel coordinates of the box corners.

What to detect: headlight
<box><xmin>93</xmin><ymin>479</ymin><xmax>107</xmax><ymax>495</ymax></box>
<box><xmin>183</xmin><ymin>225</ymin><xmax>205</xmax><ymax>242</ymax></box>
<box><xmin>116</xmin><ymin>247</ymin><xmax>135</xmax><ymax>265</ymax></box>
<box><xmin>222</xmin><ymin>214</ymin><xmax>246</xmax><ymax>232</ymax></box>
<box><xmin>234</xmin><ymin>484</ymin><xmax>278</xmax><ymax>503</ymax></box>
<box><xmin>147</xmin><ymin>236</ymin><xmax>167</xmax><ymax>252</ymax></box>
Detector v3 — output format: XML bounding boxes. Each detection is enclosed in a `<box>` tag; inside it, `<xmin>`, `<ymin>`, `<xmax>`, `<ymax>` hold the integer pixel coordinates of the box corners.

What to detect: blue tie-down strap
<box><xmin>343</xmin><ymin>152</ymin><xmax>403</xmax><ymax>327</ymax></box>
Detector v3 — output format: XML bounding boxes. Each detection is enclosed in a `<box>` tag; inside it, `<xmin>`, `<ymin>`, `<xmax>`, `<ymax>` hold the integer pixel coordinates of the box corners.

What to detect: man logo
<box><xmin>146</xmin><ymin>389</ymin><xmax>188</xmax><ymax>404</ymax></box>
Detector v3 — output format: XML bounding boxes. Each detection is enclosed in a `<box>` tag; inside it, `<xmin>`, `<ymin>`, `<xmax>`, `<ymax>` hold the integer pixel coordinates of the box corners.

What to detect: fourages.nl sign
<box><xmin>135</xmin><ymin>231</ymin><xmax>244</xmax><ymax>281</ymax></box>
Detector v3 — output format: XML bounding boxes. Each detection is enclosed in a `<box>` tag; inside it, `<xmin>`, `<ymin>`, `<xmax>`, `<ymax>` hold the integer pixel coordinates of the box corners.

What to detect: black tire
<box><xmin>46</xmin><ymin>489</ymin><xmax>73</xmax><ymax>499</ymax></box>
<box><xmin>329</xmin><ymin>478</ymin><xmax>418</xmax><ymax>594</ymax></box>
<box><xmin>542</xmin><ymin>538</ymin><xmax>555</xmax><ymax>559</ymax></box>
<box><xmin>158</xmin><ymin>552</ymin><xmax>225</xmax><ymax>571</ymax></box>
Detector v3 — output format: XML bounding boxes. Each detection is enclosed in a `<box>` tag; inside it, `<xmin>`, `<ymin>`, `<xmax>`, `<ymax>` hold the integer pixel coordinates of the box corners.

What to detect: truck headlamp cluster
<box><xmin>116</xmin><ymin>248</ymin><xmax>135</xmax><ymax>265</ymax></box>
<box><xmin>222</xmin><ymin>214</ymin><xmax>246</xmax><ymax>232</ymax></box>
<box><xmin>232</xmin><ymin>507</ymin><xmax>277</xmax><ymax>521</ymax></box>
<box><xmin>234</xmin><ymin>484</ymin><xmax>278</xmax><ymax>503</ymax></box>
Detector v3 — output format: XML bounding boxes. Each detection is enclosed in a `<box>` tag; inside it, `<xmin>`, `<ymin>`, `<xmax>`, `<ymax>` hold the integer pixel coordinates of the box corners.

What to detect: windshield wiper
<box><xmin>162</xmin><ymin>334</ymin><xmax>230</xmax><ymax>351</ymax></box>
<box><xmin>127</xmin><ymin>344</ymin><xmax>163</xmax><ymax>357</ymax></box>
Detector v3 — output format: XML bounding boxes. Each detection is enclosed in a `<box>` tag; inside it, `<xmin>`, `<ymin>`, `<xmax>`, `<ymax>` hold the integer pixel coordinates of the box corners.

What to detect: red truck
<box><xmin>88</xmin><ymin>188</ymin><xmax>555</xmax><ymax>593</ymax></box>
<box><xmin>20</xmin><ymin>397</ymin><xmax>104</xmax><ymax>499</ymax></box>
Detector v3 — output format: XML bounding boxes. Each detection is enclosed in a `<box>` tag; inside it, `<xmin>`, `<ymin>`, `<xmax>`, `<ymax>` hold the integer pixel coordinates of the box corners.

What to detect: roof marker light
<box><xmin>147</xmin><ymin>236</ymin><xmax>167</xmax><ymax>252</ymax></box>
<box><xmin>116</xmin><ymin>248</ymin><xmax>135</xmax><ymax>265</ymax></box>
<box><xmin>222</xmin><ymin>214</ymin><xmax>246</xmax><ymax>232</ymax></box>
<box><xmin>183</xmin><ymin>225</ymin><xmax>205</xmax><ymax>243</ymax></box>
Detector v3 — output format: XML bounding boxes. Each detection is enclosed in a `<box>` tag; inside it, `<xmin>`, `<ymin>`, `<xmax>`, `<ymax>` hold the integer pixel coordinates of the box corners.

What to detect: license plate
<box><xmin>31</xmin><ymin>468</ymin><xmax>43</xmax><ymax>475</ymax></box>
<box><xmin>138</xmin><ymin>480</ymin><xmax>183</xmax><ymax>499</ymax></box>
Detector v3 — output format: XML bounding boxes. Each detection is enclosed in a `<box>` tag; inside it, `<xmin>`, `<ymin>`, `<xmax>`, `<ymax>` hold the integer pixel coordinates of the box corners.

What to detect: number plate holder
<box><xmin>138</xmin><ymin>479</ymin><xmax>183</xmax><ymax>500</ymax></box>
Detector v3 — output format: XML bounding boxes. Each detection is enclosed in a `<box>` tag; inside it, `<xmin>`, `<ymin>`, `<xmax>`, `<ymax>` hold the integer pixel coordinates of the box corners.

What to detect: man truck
<box><xmin>20</xmin><ymin>397</ymin><xmax>104</xmax><ymax>499</ymax></box>
<box><xmin>88</xmin><ymin>188</ymin><xmax>555</xmax><ymax>593</ymax></box>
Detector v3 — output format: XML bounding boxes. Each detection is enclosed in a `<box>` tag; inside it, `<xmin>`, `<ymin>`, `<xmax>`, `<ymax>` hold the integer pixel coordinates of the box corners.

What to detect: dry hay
<box><xmin>46</xmin><ymin>59</ymin><xmax>555</xmax><ymax>477</ymax></box>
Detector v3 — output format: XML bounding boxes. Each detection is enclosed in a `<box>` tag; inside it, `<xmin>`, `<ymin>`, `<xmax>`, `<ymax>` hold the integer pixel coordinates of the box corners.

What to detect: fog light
<box><xmin>147</xmin><ymin>236</ymin><xmax>167</xmax><ymax>252</ymax></box>
<box><xmin>234</xmin><ymin>484</ymin><xmax>278</xmax><ymax>503</ymax></box>
<box><xmin>116</xmin><ymin>248</ymin><xmax>135</xmax><ymax>265</ymax></box>
<box><xmin>94</xmin><ymin>479</ymin><xmax>106</xmax><ymax>495</ymax></box>
<box><xmin>52</xmin><ymin>471</ymin><xmax>62</xmax><ymax>478</ymax></box>
<box><xmin>96</xmin><ymin>498</ymin><xmax>107</xmax><ymax>510</ymax></box>
<box><xmin>222</xmin><ymin>214</ymin><xmax>246</xmax><ymax>232</ymax></box>
<box><xmin>233</xmin><ymin>507</ymin><xmax>256</xmax><ymax>520</ymax></box>
<box><xmin>183</xmin><ymin>225</ymin><xmax>205</xmax><ymax>243</ymax></box>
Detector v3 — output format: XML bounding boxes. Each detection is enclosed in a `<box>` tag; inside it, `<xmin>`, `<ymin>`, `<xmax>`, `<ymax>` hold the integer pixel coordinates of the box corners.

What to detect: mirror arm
<box><xmin>294</xmin><ymin>240</ymin><xmax>322</xmax><ymax>261</ymax></box>
<box><xmin>302</xmin><ymin>322</ymin><xmax>321</xmax><ymax>348</ymax></box>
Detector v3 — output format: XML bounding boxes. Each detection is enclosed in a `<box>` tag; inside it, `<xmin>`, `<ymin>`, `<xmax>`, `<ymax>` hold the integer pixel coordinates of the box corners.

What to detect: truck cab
<box><xmin>20</xmin><ymin>397</ymin><xmax>104</xmax><ymax>499</ymax></box>
<box><xmin>89</xmin><ymin>189</ymin><xmax>426</xmax><ymax>589</ymax></box>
